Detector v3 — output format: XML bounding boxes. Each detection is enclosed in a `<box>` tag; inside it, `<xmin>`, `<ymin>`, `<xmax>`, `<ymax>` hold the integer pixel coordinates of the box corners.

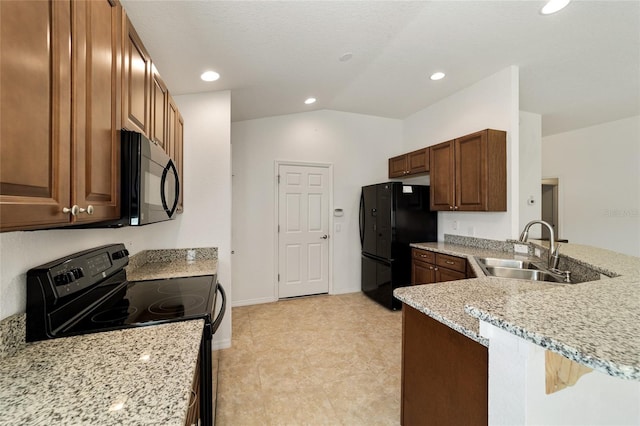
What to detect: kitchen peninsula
<box><xmin>395</xmin><ymin>235</ymin><xmax>640</xmax><ymax>425</ymax></box>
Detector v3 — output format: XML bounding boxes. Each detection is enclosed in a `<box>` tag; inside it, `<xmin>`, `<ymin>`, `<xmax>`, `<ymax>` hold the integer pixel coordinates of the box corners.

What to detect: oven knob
<box><xmin>72</xmin><ymin>268</ymin><xmax>84</xmax><ymax>279</ymax></box>
<box><xmin>65</xmin><ymin>272</ymin><xmax>76</xmax><ymax>283</ymax></box>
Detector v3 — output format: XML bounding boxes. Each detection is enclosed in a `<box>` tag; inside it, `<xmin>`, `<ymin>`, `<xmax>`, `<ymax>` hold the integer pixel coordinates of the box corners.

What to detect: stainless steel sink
<box><xmin>482</xmin><ymin>265</ymin><xmax>563</xmax><ymax>283</ymax></box>
<box><xmin>474</xmin><ymin>256</ymin><xmax>566</xmax><ymax>283</ymax></box>
<box><xmin>475</xmin><ymin>257</ymin><xmax>533</xmax><ymax>269</ymax></box>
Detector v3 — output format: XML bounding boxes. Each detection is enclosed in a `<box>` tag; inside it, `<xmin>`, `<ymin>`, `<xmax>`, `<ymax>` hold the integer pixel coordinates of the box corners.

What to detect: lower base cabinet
<box><xmin>401</xmin><ymin>305</ymin><xmax>488</xmax><ymax>425</ymax></box>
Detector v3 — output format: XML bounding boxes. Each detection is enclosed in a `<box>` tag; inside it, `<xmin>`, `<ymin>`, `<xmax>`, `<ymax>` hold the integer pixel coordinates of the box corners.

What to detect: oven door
<box><xmin>133</xmin><ymin>135</ymin><xmax>180</xmax><ymax>225</ymax></box>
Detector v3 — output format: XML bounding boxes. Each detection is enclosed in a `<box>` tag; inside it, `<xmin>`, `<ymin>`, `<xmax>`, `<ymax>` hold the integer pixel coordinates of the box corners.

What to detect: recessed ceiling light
<box><xmin>430</xmin><ymin>72</ymin><xmax>445</xmax><ymax>81</ymax></box>
<box><xmin>541</xmin><ymin>0</ymin><xmax>571</xmax><ymax>15</ymax></box>
<box><xmin>304</xmin><ymin>97</ymin><xmax>317</xmax><ymax>105</ymax></box>
<box><xmin>200</xmin><ymin>71</ymin><xmax>220</xmax><ymax>82</ymax></box>
<box><xmin>339</xmin><ymin>52</ymin><xmax>353</xmax><ymax>62</ymax></box>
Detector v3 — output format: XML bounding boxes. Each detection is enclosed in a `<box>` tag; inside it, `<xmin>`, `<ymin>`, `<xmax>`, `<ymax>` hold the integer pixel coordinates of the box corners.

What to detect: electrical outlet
<box><xmin>514</xmin><ymin>243</ymin><xmax>529</xmax><ymax>254</ymax></box>
<box><xmin>452</xmin><ymin>220</ymin><xmax>458</xmax><ymax>230</ymax></box>
<box><xmin>187</xmin><ymin>249</ymin><xmax>196</xmax><ymax>263</ymax></box>
<box><xmin>534</xmin><ymin>248</ymin><xmax>541</xmax><ymax>258</ymax></box>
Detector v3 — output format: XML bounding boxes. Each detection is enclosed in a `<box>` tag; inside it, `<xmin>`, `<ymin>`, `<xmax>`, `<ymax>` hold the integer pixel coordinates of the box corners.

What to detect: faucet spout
<box><xmin>518</xmin><ymin>220</ymin><xmax>556</xmax><ymax>269</ymax></box>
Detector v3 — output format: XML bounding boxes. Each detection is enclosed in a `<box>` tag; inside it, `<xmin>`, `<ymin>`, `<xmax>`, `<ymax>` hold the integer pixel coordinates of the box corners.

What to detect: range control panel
<box><xmin>28</xmin><ymin>244</ymin><xmax>129</xmax><ymax>299</ymax></box>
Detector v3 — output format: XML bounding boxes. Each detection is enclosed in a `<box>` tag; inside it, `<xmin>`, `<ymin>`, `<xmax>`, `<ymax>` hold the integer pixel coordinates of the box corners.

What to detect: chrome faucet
<box><xmin>518</xmin><ymin>220</ymin><xmax>556</xmax><ymax>269</ymax></box>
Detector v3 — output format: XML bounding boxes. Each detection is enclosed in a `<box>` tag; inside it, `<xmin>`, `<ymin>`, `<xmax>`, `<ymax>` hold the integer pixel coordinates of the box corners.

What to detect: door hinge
<box><xmin>277</xmin><ymin>174</ymin><xmax>281</xmax><ymax>184</ymax></box>
<box><xmin>278</xmin><ymin>224</ymin><xmax>280</xmax><ymax>232</ymax></box>
<box><xmin>278</xmin><ymin>274</ymin><xmax>280</xmax><ymax>282</ymax></box>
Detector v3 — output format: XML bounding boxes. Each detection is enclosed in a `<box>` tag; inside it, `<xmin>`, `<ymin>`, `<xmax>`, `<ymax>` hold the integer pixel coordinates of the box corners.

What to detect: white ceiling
<box><xmin>121</xmin><ymin>0</ymin><xmax>640</xmax><ymax>136</ymax></box>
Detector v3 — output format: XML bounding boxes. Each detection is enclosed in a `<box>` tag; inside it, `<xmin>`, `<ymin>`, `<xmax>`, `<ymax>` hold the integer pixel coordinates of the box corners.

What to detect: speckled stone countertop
<box><xmin>394</xmin><ymin>238</ymin><xmax>640</xmax><ymax>381</ymax></box>
<box><xmin>465</xmin><ymin>244</ymin><xmax>640</xmax><ymax>380</ymax></box>
<box><xmin>0</xmin><ymin>320</ymin><xmax>204</xmax><ymax>425</ymax></box>
<box><xmin>126</xmin><ymin>247</ymin><xmax>218</xmax><ymax>281</ymax></box>
<box><xmin>395</xmin><ymin>242</ymin><xmax>557</xmax><ymax>346</ymax></box>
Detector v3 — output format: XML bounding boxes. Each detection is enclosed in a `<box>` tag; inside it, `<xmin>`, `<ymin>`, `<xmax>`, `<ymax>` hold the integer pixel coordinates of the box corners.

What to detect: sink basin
<box><xmin>476</xmin><ymin>257</ymin><xmax>533</xmax><ymax>269</ymax></box>
<box><xmin>481</xmin><ymin>266</ymin><xmax>563</xmax><ymax>283</ymax></box>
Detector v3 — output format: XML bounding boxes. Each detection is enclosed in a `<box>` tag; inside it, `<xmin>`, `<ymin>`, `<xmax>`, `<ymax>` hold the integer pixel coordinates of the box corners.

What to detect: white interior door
<box><xmin>278</xmin><ymin>163</ymin><xmax>330</xmax><ymax>298</ymax></box>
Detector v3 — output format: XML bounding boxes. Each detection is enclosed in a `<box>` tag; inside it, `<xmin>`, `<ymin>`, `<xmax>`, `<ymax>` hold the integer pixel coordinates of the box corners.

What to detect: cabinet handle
<box><xmin>62</xmin><ymin>205</ymin><xmax>79</xmax><ymax>216</ymax></box>
<box><xmin>454</xmin><ymin>206</ymin><xmax>458</xmax><ymax>210</ymax></box>
<box><xmin>445</xmin><ymin>260</ymin><xmax>455</xmax><ymax>265</ymax></box>
<box><xmin>420</xmin><ymin>254</ymin><xmax>426</xmax><ymax>258</ymax></box>
<box><xmin>77</xmin><ymin>205</ymin><xmax>95</xmax><ymax>215</ymax></box>
<box><xmin>449</xmin><ymin>206</ymin><xmax>454</xmax><ymax>210</ymax></box>
<box><xmin>429</xmin><ymin>266</ymin><xmax>434</xmax><ymax>270</ymax></box>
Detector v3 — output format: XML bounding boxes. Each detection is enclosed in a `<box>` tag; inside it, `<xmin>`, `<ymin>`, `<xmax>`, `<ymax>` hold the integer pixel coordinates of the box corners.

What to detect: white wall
<box><xmin>231</xmin><ymin>110</ymin><xmax>402</xmax><ymax>306</ymax></box>
<box><xmin>519</xmin><ymin>111</ymin><xmax>543</xmax><ymax>238</ymax></box>
<box><xmin>402</xmin><ymin>66</ymin><xmax>520</xmax><ymax>241</ymax></box>
<box><xmin>542</xmin><ymin>115</ymin><xmax>640</xmax><ymax>257</ymax></box>
<box><xmin>0</xmin><ymin>90</ymin><xmax>232</xmax><ymax>349</ymax></box>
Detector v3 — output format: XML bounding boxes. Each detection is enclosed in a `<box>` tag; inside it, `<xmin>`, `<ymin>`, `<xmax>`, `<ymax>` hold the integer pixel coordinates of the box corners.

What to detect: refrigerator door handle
<box><xmin>359</xmin><ymin>191</ymin><xmax>365</xmax><ymax>246</ymax></box>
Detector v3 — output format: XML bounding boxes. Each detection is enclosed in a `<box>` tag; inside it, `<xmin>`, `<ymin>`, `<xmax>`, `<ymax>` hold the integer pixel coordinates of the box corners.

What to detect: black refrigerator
<box><xmin>359</xmin><ymin>182</ymin><xmax>438</xmax><ymax>310</ymax></box>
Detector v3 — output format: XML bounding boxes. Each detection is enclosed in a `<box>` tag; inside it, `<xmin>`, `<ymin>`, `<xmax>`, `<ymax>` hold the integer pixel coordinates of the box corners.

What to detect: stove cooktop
<box><xmin>65</xmin><ymin>275</ymin><xmax>216</xmax><ymax>335</ymax></box>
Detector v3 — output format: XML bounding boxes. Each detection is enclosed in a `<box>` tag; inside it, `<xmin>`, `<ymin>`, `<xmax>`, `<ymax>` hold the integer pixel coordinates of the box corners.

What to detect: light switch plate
<box><xmin>514</xmin><ymin>243</ymin><xmax>529</xmax><ymax>254</ymax></box>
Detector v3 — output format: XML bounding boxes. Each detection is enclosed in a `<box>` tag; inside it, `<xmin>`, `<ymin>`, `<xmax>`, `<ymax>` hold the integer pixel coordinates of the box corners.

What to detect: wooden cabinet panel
<box><xmin>402</xmin><ymin>304</ymin><xmax>488</xmax><ymax>425</ymax></box>
<box><xmin>429</xmin><ymin>140</ymin><xmax>455</xmax><ymax>211</ymax></box>
<box><xmin>72</xmin><ymin>0</ymin><xmax>121</xmax><ymax>223</ymax></box>
<box><xmin>411</xmin><ymin>249</ymin><xmax>468</xmax><ymax>285</ymax></box>
<box><xmin>0</xmin><ymin>0</ymin><xmax>72</xmax><ymax>231</ymax></box>
<box><xmin>435</xmin><ymin>253</ymin><xmax>467</xmax><ymax>274</ymax></box>
<box><xmin>389</xmin><ymin>148</ymin><xmax>429</xmax><ymax>178</ymax></box>
<box><xmin>168</xmin><ymin>96</ymin><xmax>184</xmax><ymax>213</ymax></box>
<box><xmin>435</xmin><ymin>267</ymin><xmax>467</xmax><ymax>282</ymax></box>
<box><xmin>430</xmin><ymin>129</ymin><xmax>506</xmax><ymax>212</ymax></box>
<box><xmin>151</xmin><ymin>66</ymin><xmax>168</xmax><ymax>150</ymax></box>
<box><xmin>122</xmin><ymin>16</ymin><xmax>150</xmax><ymax>136</ymax></box>
<box><xmin>411</xmin><ymin>260</ymin><xmax>435</xmax><ymax>285</ymax></box>
<box><xmin>388</xmin><ymin>155</ymin><xmax>407</xmax><ymax>178</ymax></box>
<box><xmin>407</xmin><ymin>148</ymin><xmax>429</xmax><ymax>174</ymax></box>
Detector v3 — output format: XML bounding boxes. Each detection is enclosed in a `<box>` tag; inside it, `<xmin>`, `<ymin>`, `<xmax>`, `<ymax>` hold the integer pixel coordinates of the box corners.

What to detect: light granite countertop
<box><xmin>0</xmin><ymin>320</ymin><xmax>204</xmax><ymax>425</ymax></box>
<box><xmin>126</xmin><ymin>247</ymin><xmax>218</xmax><ymax>281</ymax></box>
<box><xmin>394</xmin><ymin>238</ymin><xmax>640</xmax><ymax>381</ymax></box>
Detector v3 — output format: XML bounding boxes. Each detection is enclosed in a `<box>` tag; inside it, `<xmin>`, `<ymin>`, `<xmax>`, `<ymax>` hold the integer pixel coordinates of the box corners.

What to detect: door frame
<box><xmin>274</xmin><ymin>160</ymin><xmax>334</xmax><ymax>299</ymax></box>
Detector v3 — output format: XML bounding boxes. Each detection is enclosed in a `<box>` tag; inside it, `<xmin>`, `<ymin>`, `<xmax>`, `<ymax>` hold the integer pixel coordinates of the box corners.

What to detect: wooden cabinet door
<box><xmin>411</xmin><ymin>260</ymin><xmax>436</xmax><ymax>285</ymax></box>
<box><xmin>388</xmin><ymin>154</ymin><xmax>407</xmax><ymax>178</ymax></box>
<box><xmin>407</xmin><ymin>148</ymin><xmax>429</xmax><ymax>174</ymax></box>
<box><xmin>455</xmin><ymin>131</ymin><xmax>487</xmax><ymax>211</ymax></box>
<box><xmin>168</xmin><ymin>96</ymin><xmax>184</xmax><ymax>213</ymax></box>
<box><xmin>435</xmin><ymin>267</ymin><xmax>467</xmax><ymax>283</ymax></box>
<box><xmin>0</xmin><ymin>0</ymin><xmax>72</xmax><ymax>231</ymax></box>
<box><xmin>429</xmin><ymin>140</ymin><xmax>455</xmax><ymax>211</ymax></box>
<box><xmin>151</xmin><ymin>66</ymin><xmax>168</xmax><ymax>151</ymax></box>
<box><xmin>71</xmin><ymin>0</ymin><xmax>121</xmax><ymax>223</ymax></box>
<box><xmin>122</xmin><ymin>16</ymin><xmax>151</xmax><ymax>136</ymax></box>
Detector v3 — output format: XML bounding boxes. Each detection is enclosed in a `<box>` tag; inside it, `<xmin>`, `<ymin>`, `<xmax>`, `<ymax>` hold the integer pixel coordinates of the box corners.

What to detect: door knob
<box><xmin>321</xmin><ymin>235</ymin><xmax>329</xmax><ymax>239</ymax></box>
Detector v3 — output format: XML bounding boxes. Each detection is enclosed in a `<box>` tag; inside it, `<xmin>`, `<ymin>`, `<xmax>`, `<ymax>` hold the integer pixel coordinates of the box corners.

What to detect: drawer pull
<box><xmin>445</xmin><ymin>260</ymin><xmax>455</xmax><ymax>265</ymax></box>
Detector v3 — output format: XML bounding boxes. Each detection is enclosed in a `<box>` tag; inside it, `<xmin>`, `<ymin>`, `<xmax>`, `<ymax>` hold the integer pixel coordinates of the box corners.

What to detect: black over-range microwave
<box><xmin>120</xmin><ymin>130</ymin><xmax>180</xmax><ymax>226</ymax></box>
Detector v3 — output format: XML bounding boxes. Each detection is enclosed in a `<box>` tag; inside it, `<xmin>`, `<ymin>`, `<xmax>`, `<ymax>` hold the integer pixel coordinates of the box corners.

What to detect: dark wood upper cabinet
<box><xmin>168</xmin><ymin>95</ymin><xmax>184</xmax><ymax>213</ymax></box>
<box><xmin>122</xmin><ymin>15</ymin><xmax>151</xmax><ymax>136</ymax></box>
<box><xmin>1</xmin><ymin>0</ymin><xmax>72</xmax><ymax>231</ymax></box>
<box><xmin>151</xmin><ymin>66</ymin><xmax>168</xmax><ymax>150</ymax></box>
<box><xmin>72</xmin><ymin>0</ymin><xmax>122</xmax><ymax>224</ymax></box>
<box><xmin>430</xmin><ymin>129</ymin><xmax>506</xmax><ymax>212</ymax></box>
<box><xmin>389</xmin><ymin>148</ymin><xmax>429</xmax><ymax>178</ymax></box>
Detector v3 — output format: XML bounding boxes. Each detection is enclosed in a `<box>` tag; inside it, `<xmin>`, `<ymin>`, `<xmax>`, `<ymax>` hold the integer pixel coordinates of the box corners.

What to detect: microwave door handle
<box><xmin>160</xmin><ymin>159</ymin><xmax>179</xmax><ymax>217</ymax></box>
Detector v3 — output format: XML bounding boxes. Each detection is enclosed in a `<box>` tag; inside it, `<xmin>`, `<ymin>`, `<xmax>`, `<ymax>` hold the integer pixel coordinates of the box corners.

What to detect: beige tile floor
<box><xmin>215</xmin><ymin>292</ymin><xmax>403</xmax><ymax>425</ymax></box>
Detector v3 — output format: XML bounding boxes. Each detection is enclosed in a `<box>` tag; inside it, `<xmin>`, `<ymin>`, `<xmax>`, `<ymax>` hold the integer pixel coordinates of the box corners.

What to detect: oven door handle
<box><xmin>211</xmin><ymin>283</ymin><xmax>227</xmax><ymax>334</ymax></box>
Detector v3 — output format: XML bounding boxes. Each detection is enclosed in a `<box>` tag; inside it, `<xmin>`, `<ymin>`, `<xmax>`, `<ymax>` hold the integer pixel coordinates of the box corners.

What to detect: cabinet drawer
<box><xmin>412</xmin><ymin>249</ymin><xmax>435</xmax><ymax>263</ymax></box>
<box><xmin>435</xmin><ymin>253</ymin><xmax>466</xmax><ymax>274</ymax></box>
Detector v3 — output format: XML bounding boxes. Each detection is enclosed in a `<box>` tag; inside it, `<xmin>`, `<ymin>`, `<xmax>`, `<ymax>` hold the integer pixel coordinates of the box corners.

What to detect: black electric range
<box><xmin>26</xmin><ymin>243</ymin><xmax>225</xmax><ymax>426</ymax></box>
